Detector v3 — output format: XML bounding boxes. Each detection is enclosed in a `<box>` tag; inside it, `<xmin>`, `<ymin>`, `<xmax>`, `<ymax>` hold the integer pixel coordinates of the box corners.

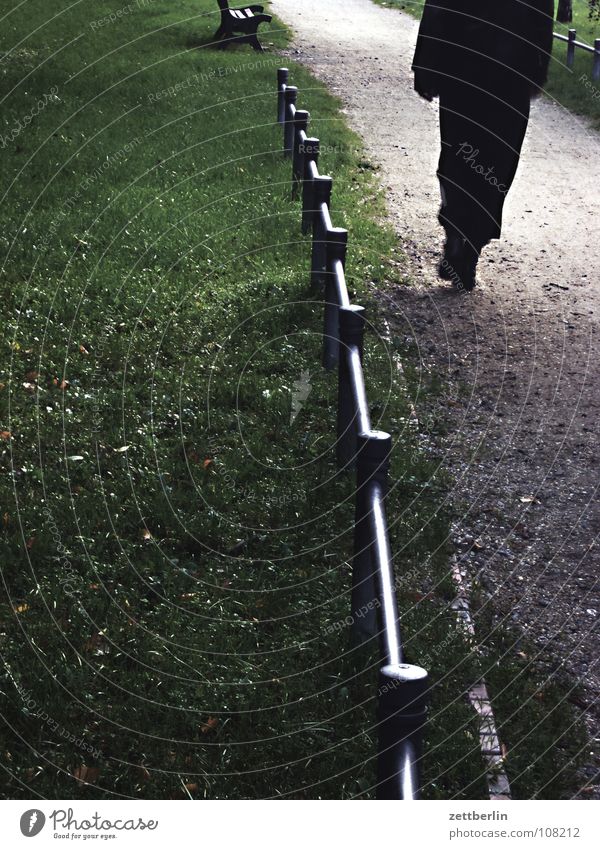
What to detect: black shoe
<box><xmin>438</xmin><ymin>233</ymin><xmax>464</xmax><ymax>280</ymax></box>
<box><xmin>460</xmin><ymin>245</ymin><xmax>479</xmax><ymax>291</ymax></box>
<box><xmin>451</xmin><ymin>245</ymin><xmax>478</xmax><ymax>292</ymax></box>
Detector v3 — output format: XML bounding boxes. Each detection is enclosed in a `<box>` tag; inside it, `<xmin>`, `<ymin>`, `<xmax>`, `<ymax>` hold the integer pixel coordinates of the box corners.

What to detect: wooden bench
<box><xmin>214</xmin><ymin>1</ymin><xmax>272</xmax><ymax>52</ymax></box>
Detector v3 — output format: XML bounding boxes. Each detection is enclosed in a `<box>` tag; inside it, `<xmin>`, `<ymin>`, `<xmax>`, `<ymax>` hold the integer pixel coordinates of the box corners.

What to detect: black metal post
<box><xmin>292</xmin><ymin>109</ymin><xmax>310</xmax><ymax>198</ymax></box>
<box><xmin>350</xmin><ymin>430</ymin><xmax>391</xmax><ymax>646</ymax></box>
<box><xmin>567</xmin><ymin>28</ymin><xmax>576</xmax><ymax>69</ymax></box>
<box><xmin>302</xmin><ymin>137</ymin><xmax>320</xmax><ymax>234</ymax></box>
<box><xmin>277</xmin><ymin>67</ymin><xmax>289</xmax><ymax>124</ymax></box>
<box><xmin>594</xmin><ymin>39</ymin><xmax>600</xmax><ymax>82</ymax></box>
<box><xmin>322</xmin><ymin>227</ymin><xmax>348</xmax><ymax>371</ymax></box>
<box><xmin>283</xmin><ymin>85</ymin><xmax>298</xmax><ymax>156</ymax></box>
<box><xmin>337</xmin><ymin>305</ymin><xmax>365</xmax><ymax>470</ymax></box>
<box><xmin>376</xmin><ymin>663</ymin><xmax>429</xmax><ymax>800</ymax></box>
<box><xmin>310</xmin><ymin>175</ymin><xmax>333</xmax><ymax>291</ymax></box>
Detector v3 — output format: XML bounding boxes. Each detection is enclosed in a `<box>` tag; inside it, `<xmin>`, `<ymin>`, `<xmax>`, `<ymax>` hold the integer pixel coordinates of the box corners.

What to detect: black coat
<box><xmin>412</xmin><ymin>0</ymin><xmax>555</xmax><ymax>99</ymax></box>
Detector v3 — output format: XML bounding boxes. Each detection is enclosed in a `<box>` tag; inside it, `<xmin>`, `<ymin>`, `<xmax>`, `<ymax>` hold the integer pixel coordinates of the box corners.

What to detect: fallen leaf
<box><xmin>83</xmin><ymin>632</ymin><xmax>105</xmax><ymax>654</ymax></box>
<box><xmin>14</xmin><ymin>603</ymin><xmax>29</xmax><ymax>614</ymax></box>
<box><xmin>200</xmin><ymin>717</ymin><xmax>218</xmax><ymax>734</ymax></box>
<box><xmin>73</xmin><ymin>765</ymin><xmax>100</xmax><ymax>785</ymax></box>
<box><xmin>25</xmin><ymin>766</ymin><xmax>43</xmax><ymax>780</ymax></box>
<box><xmin>79</xmin><ymin>345</ymin><xmax>89</xmax><ymax>355</ymax></box>
<box><xmin>25</xmin><ymin>371</ymin><xmax>39</xmax><ymax>381</ymax></box>
<box><xmin>141</xmin><ymin>529</ymin><xmax>152</xmax><ymax>541</ymax></box>
<box><xmin>203</xmin><ymin>458</ymin><xmax>214</xmax><ymax>470</ymax></box>
<box><xmin>0</xmin><ymin>431</ymin><xmax>12</xmax><ymax>441</ymax></box>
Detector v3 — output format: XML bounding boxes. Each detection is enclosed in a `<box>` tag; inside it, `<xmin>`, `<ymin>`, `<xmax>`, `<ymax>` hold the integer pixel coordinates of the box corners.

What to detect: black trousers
<box><xmin>437</xmin><ymin>81</ymin><xmax>531</xmax><ymax>251</ymax></box>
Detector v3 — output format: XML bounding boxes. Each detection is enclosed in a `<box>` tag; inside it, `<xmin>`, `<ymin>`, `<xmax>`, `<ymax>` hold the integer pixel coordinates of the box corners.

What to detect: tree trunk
<box><xmin>557</xmin><ymin>0</ymin><xmax>573</xmax><ymax>23</ymax></box>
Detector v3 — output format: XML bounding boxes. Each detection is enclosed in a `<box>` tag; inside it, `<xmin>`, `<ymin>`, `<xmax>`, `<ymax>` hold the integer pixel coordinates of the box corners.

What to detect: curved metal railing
<box><xmin>277</xmin><ymin>67</ymin><xmax>430</xmax><ymax>801</ymax></box>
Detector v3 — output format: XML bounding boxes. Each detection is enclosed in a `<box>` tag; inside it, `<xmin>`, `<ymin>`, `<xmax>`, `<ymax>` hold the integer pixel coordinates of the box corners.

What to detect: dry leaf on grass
<box><xmin>73</xmin><ymin>765</ymin><xmax>100</xmax><ymax>785</ymax></box>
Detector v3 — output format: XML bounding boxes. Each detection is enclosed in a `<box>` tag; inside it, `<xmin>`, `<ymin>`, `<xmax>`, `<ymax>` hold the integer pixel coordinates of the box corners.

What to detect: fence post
<box><xmin>337</xmin><ymin>305</ymin><xmax>365</xmax><ymax>470</ymax></box>
<box><xmin>377</xmin><ymin>663</ymin><xmax>429</xmax><ymax>800</ymax></box>
<box><xmin>277</xmin><ymin>67</ymin><xmax>289</xmax><ymax>124</ymax></box>
<box><xmin>292</xmin><ymin>109</ymin><xmax>310</xmax><ymax>198</ymax></box>
<box><xmin>302</xmin><ymin>137</ymin><xmax>320</xmax><ymax>235</ymax></box>
<box><xmin>283</xmin><ymin>85</ymin><xmax>298</xmax><ymax>156</ymax></box>
<box><xmin>323</xmin><ymin>227</ymin><xmax>347</xmax><ymax>371</ymax></box>
<box><xmin>350</xmin><ymin>430</ymin><xmax>391</xmax><ymax>647</ymax></box>
<box><xmin>593</xmin><ymin>39</ymin><xmax>600</xmax><ymax>82</ymax></box>
<box><xmin>567</xmin><ymin>28</ymin><xmax>576</xmax><ymax>69</ymax></box>
<box><xmin>310</xmin><ymin>175</ymin><xmax>333</xmax><ymax>291</ymax></box>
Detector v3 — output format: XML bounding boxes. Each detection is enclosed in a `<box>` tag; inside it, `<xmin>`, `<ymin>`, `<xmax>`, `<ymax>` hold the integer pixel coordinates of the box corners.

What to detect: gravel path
<box><xmin>272</xmin><ymin>0</ymin><xmax>600</xmax><ymax>796</ymax></box>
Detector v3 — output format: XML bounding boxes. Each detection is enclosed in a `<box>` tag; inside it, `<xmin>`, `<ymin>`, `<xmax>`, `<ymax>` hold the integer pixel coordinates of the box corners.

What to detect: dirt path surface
<box><xmin>271</xmin><ymin>0</ymin><xmax>600</xmax><ymax>796</ymax></box>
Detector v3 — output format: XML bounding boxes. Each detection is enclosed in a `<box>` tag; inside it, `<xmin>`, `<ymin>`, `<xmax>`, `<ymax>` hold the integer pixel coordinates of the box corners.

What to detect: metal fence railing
<box><xmin>277</xmin><ymin>67</ymin><xmax>430</xmax><ymax>801</ymax></box>
<box><xmin>554</xmin><ymin>28</ymin><xmax>600</xmax><ymax>80</ymax></box>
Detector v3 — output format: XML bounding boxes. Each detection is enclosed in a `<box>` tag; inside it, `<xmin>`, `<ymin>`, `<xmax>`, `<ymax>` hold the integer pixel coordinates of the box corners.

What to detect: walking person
<box><xmin>412</xmin><ymin>0</ymin><xmax>554</xmax><ymax>290</ymax></box>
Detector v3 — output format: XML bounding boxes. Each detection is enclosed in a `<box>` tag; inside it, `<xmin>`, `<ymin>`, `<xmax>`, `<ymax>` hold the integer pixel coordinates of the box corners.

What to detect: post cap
<box><xmin>356</xmin><ymin>430</ymin><xmax>392</xmax><ymax>477</ymax></box>
<box><xmin>339</xmin><ymin>304</ymin><xmax>366</xmax><ymax>342</ymax></box>
<box><xmin>378</xmin><ymin>663</ymin><xmax>430</xmax><ymax>717</ymax></box>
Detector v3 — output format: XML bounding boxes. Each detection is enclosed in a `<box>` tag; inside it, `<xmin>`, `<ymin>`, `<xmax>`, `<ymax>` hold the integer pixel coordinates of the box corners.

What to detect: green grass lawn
<box><xmin>377</xmin><ymin>0</ymin><xmax>600</xmax><ymax>126</ymax></box>
<box><xmin>0</xmin><ymin>0</ymin><xmax>587</xmax><ymax>799</ymax></box>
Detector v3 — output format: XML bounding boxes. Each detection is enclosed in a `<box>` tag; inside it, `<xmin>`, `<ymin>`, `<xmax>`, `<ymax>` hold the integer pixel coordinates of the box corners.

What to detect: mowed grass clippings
<box><xmin>0</xmin><ymin>0</ymin><xmax>487</xmax><ymax>799</ymax></box>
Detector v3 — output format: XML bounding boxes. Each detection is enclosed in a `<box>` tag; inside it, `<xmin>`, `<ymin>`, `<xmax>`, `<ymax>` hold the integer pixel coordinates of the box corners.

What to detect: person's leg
<box><xmin>437</xmin><ymin>85</ymin><xmax>531</xmax><ymax>289</ymax></box>
<box><xmin>466</xmin><ymin>88</ymin><xmax>531</xmax><ymax>251</ymax></box>
<box><xmin>436</xmin><ymin>94</ymin><xmax>464</xmax><ymax>279</ymax></box>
